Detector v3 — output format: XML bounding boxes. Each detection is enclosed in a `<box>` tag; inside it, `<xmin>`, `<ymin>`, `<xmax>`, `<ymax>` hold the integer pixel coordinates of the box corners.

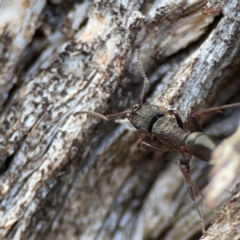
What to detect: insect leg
<box><xmin>188</xmin><ymin>107</ymin><xmax>203</xmax><ymax>132</ymax></box>
<box><xmin>138</xmin><ymin>134</ymin><xmax>171</xmax><ymax>152</ymax></box>
<box><xmin>188</xmin><ymin>102</ymin><xmax>240</xmax><ymax>131</ymax></box>
<box><xmin>178</xmin><ymin>159</ymin><xmax>203</xmax><ymax>198</ymax></box>
<box><xmin>178</xmin><ymin>158</ymin><xmax>205</xmax><ymax>232</ymax></box>
<box><xmin>168</xmin><ymin>110</ymin><xmax>184</xmax><ymax>130</ymax></box>
<box><xmin>193</xmin><ymin>102</ymin><xmax>240</xmax><ymax>117</ymax></box>
<box><xmin>140</xmin><ymin>141</ymin><xmax>171</xmax><ymax>152</ymax></box>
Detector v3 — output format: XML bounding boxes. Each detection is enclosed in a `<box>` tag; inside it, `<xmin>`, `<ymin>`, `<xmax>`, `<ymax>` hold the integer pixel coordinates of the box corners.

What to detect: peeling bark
<box><xmin>0</xmin><ymin>0</ymin><xmax>240</xmax><ymax>239</ymax></box>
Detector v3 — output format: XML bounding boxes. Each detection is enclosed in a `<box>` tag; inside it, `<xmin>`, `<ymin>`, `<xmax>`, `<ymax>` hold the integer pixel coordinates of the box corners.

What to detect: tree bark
<box><xmin>0</xmin><ymin>0</ymin><xmax>240</xmax><ymax>239</ymax></box>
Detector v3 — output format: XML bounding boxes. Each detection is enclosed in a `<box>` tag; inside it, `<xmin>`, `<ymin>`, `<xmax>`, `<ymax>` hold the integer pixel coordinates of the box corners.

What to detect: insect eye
<box><xmin>132</xmin><ymin>104</ymin><xmax>140</xmax><ymax>112</ymax></box>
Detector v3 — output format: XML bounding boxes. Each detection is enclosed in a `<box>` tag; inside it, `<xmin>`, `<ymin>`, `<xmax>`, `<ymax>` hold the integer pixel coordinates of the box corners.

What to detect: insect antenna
<box><xmin>74</xmin><ymin>51</ymin><xmax>150</xmax><ymax>120</ymax></box>
<box><xmin>105</xmin><ymin>110</ymin><xmax>131</xmax><ymax>119</ymax></box>
<box><xmin>74</xmin><ymin>110</ymin><xmax>131</xmax><ymax>120</ymax></box>
<box><xmin>136</xmin><ymin>50</ymin><xmax>150</xmax><ymax>104</ymax></box>
<box><xmin>74</xmin><ymin>111</ymin><xmax>108</xmax><ymax>120</ymax></box>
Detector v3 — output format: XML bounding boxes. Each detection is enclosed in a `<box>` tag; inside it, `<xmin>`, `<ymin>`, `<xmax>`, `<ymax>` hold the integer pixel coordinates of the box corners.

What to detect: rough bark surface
<box><xmin>0</xmin><ymin>0</ymin><xmax>240</xmax><ymax>239</ymax></box>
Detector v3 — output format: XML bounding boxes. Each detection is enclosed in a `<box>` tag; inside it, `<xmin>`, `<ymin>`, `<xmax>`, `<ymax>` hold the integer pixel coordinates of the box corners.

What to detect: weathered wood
<box><xmin>0</xmin><ymin>0</ymin><xmax>239</xmax><ymax>239</ymax></box>
<box><xmin>201</xmin><ymin>182</ymin><xmax>240</xmax><ymax>240</ymax></box>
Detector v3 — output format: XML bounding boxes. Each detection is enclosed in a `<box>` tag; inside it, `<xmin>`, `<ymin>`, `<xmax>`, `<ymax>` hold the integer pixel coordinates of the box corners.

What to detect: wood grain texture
<box><xmin>0</xmin><ymin>0</ymin><xmax>239</xmax><ymax>239</ymax></box>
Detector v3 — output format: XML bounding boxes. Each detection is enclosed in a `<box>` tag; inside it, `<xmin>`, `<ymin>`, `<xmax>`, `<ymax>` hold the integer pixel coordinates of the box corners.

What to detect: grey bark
<box><xmin>0</xmin><ymin>0</ymin><xmax>240</xmax><ymax>239</ymax></box>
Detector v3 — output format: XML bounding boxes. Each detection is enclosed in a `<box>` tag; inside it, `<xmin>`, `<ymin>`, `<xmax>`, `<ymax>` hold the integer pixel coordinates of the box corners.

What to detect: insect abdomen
<box><xmin>184</xmin><ymin>132</ymin><xmax>216</xmax><ymax>160</ymax></box>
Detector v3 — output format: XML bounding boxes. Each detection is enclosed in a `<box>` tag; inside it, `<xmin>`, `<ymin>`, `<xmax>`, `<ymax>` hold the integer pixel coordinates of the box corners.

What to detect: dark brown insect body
<box><xmin>125</xmin><ymin>103</ymin><xmax>216</xmax><ymax>162</ymax></box>
<box><xmin>127</xmin><ymin>103</ymin><xmax>187</xmax><ymax>148</ymax></box>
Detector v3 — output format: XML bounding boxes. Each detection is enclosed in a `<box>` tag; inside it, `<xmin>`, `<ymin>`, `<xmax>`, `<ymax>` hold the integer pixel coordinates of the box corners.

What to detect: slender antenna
<box><xmin>74</xmin><ymin>110</ymin><xmax>130</xmax><ymax>120</ymax></box>
<box><xmin>136</xmin><ymin>50</ymin><xmax>150</xmax><ymax>104</ymax></box>
<box><xmin>106</xmin><ymin>110</ymin><xmax>131</xmax><ymax>119</ymax></box>
<box><xmin>74</xmin><ymin>111</ymin><xmax>108</xmax><ymax>121</ymax></box>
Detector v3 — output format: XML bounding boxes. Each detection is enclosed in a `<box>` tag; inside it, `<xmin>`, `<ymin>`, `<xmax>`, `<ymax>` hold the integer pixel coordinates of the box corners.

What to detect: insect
<box><xmin>77</xmin><ymin>52</ymin><xmax>240</xmax><ymax>231</ymax></box>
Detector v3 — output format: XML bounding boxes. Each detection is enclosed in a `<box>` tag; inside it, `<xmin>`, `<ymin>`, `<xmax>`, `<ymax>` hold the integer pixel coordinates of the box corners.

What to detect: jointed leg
<box><xmin>139</xmin><ymin>141</ymin><xmax>171</xmax><ymax>152</ymax></box>
<box><xmin>168</xmin><ymin>110</ymin><xmax>184</xmax><ymax>130</ymax></box>
<box><xmin>188</xmin><ymin>102</ymin><xmax>240</xmax><ymax>132</ymax></box>
<box><xmin>137</xmin><ymin>134</ymin><xmax>171</xmax><ymax>152</ymax></box>
<box><xmin>193</xmin><ymin>102</ymin><xmax>240</xmax><ymax>117</ymax></box>
<box><xmin>187</xmin><ymin>107</ymin><xmax>203</xmax><ymax>132</ymax></box>
<box><xmin>178</xmin><ymin>158</ymin><xmax>205</xmax><ymax>232</ymax></box>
